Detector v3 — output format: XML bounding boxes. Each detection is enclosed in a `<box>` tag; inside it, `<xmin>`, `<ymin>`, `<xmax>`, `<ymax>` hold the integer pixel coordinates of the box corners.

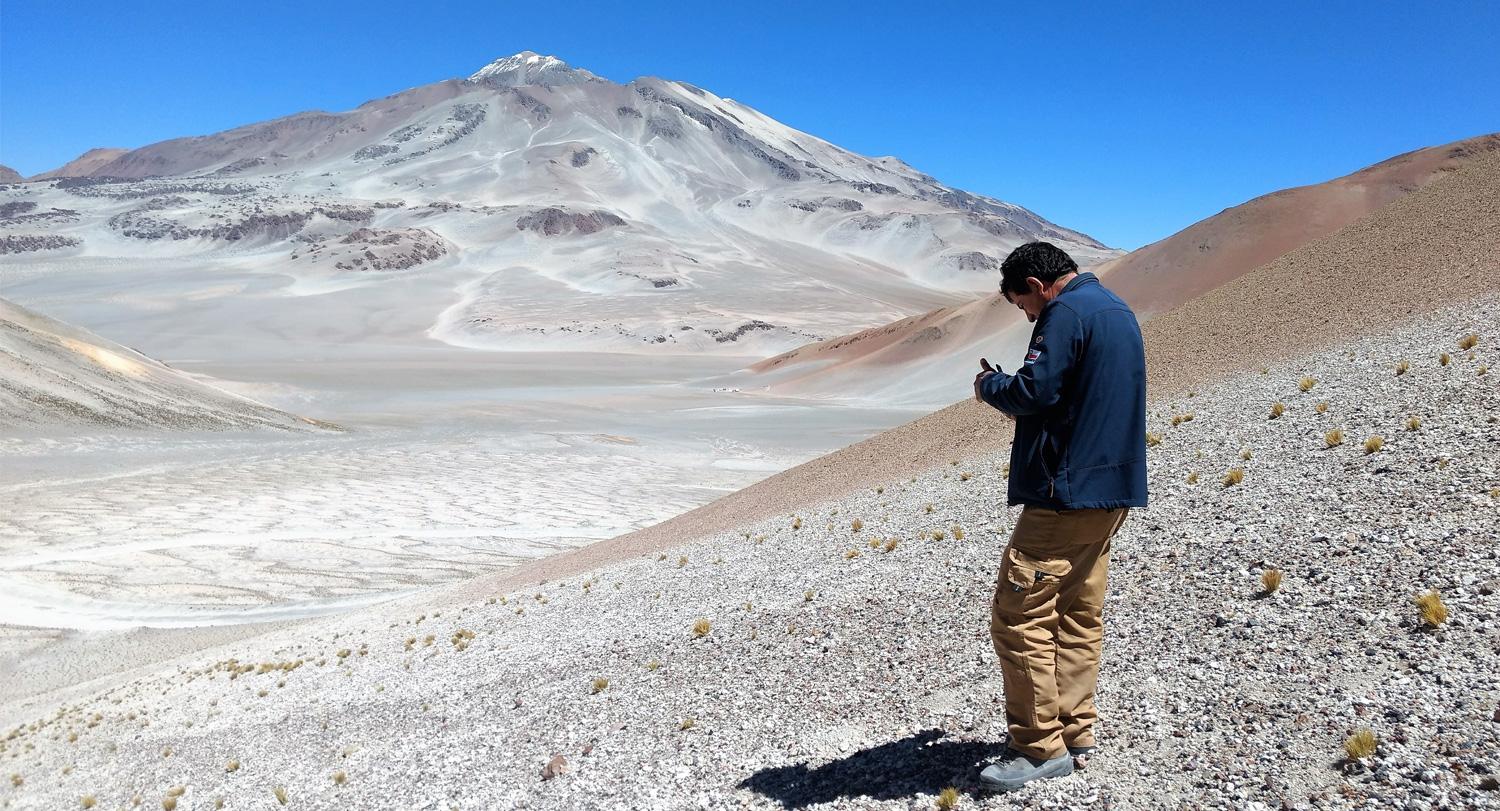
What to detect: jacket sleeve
<box><xmin>979</xmin><ymin>304</ymin><xmax>1082</xmax><ymax>416</ymax></box>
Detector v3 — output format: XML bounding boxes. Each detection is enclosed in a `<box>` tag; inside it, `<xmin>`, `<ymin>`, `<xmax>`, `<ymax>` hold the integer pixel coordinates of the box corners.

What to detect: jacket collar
<box><xmin>1059</xmin><ymin>271</ymin><xmax>1098</xmax><ymax>294</ymax></box>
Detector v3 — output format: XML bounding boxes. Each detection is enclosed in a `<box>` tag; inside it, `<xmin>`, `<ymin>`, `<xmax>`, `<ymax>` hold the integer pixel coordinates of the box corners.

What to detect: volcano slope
<box><xmin>4</xmin><ymin>293</ymin><xmax>1495</xmax><ymax>810</ymax></box>
<box><xmin>4</xmin><ymin>153</ymin><xmax>1498</xmax><ymax>810</ymax></box>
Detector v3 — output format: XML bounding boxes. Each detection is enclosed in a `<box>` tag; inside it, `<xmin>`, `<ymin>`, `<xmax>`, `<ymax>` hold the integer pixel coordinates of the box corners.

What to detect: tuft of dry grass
<box><xmin>1415</xmin><ymin>590</ymin><xmax>1448</xmax><ymax>627</ymax></box>
<box><xmin>1395</xmin><ymin>359</ymin><xmax>1410</xmax><ymax>376</ymax></box>
<box><xmin>851</xmin><ymin>518</ymin><xmax>863</xmax><ymax>532</ymax></box>
<box><xmin>867</xmin><ymin>536</ymin><xmax>882</xmax><ymax>549</ymax></box>
<box><xmin>1315</xmin><ymin>401</ymin><xmax>1329</xmax><ymax>413</ymax></box>
<box><xmin>931</xmin><ymin>529</ymin><xmax>946</xmax><ymax>541</ymax></box>
<box><xmin>1345</xmin><ymin>728</ymin><xmax>1378</xmax><ymax>760</ymax></box>
<box><xmin>845</xmin><ymin>549</ymin><xmax>860</xmax><ymax>560</ymax></box>
<box><xmin>1221</xmin><ymin>468</ymin><xmax>1244</xmax><ymax>487</ymax></box>
<box><xmin>1439</xmin><ymin>352</ymin><xmax>1451</xmax><ymax>366</ymax></box>
<box><xmin>1186</xmin><ymin>471</ymin><xmax>1199</xmax><ymax>484</ymax></box>
<box><xmin>1299</xmin><ymin>376</ymin><xmax>1317</xmax><ymax>392</ymax></box>
<box><xmin>1239</xmin><ymin>447</ymin><xmax>1253</xmax><ymax>461</ymax></box>
<box><xmin>273</xmin><ymin>786</ymin><xmax>288</xmax><ymax>806</ymax></box>
<box><xmin>791</xmin><ymin>516</ymin><xmax>801</xmax><ymax>530</ymax></box>
<box><xmin>1363</xmin><ymin>435</ymin><xmax>1384</xmax><ymax>454</ymax></box>
<box><xmin>162</xmin><ymin>798</ymin><xmax>177</xmax><ymax>811</ymax></box>
<box><xmin>936</xmin><ymin>786</ymin><xmax>960</xmax><ymax>810</ymax></box>
<box><xmin>1406</xmin><ymin>416</ymin><xmax>1422</xmax><ymax>431</ymax></box>
<box><xmin>1171</xmin><ymin>412</ymin><xmax>1195</xmax><ymax>427</ymax></box>
<box><xmin>1458</xmin><ymin>333</ymin><xmax>1479</xmax><ymax>350</ymax></box>
<box><xmin>1261</xmin><ymin>569</ymin><xmax>1282</xmax><ymax>593</ymax></box>
<box><xmin>951</xmin><ymin>525</ymin><xmax>965</xmax><ymax>540</ymax></box>
<box><xmin>884</xmin><ymin>537</ymin><xmax>899</xmax><ymax>553</ymax></box>
<box><xmin>959</xmin><ymin>471</ymin><xmax>972</xmax><ymax>481</ymax></box>
<box><xmin>680</xmin><ymin>717</ymin><xmax>696</xmax><ymax>730</ymax></box>
<box><xmin>1480</xmin><ymin>364</ymin><xmax>1490</xmax><ymax>376</ymax></box>
<box><xmin>1269</xmin><ymin>402</ymin><xmax>1285</xmax><ymax>419</ymax></box>
<box><xmin>591</xmin><ymin>677</ymin><xmax>609</xmax><ymax>694</ymax></box>
<box><xmin>11</xmin><ymin>775</ymin><xmax>22</xmax><ymax>787</ymax></box>
<box><xmin>81</xmin><ymin>796</ymin><xmax>96</xmax><ymax>809</ymax></box>
<box><xmin>677</xmin><ymin>555</ymin><xmax>688</xmax><ymax>568</ymax></box>
<box><xmin>1325</xmin><ymin>429</ymin><xmax>1345</xmax><ymax>448</ymax></box>
<box><xmin>804</xmin><ymin>589</ymin><xmax>816</xmax><ymax>602</ymax></box>
<box><xmin>1145</xmin><ymin>432</ymin><xmax>1162</xmax><ymax>447</ymax></box>
<box><xmin>692</xmin><ymin>618</ymin><xmax>712</xmax><ymax>638</ymax></box>
<box><xmin>924</xmin><ymin>503</ymin><xmax>934</xmax><ymax>514</ymax></box>
<box><xmin>333</xmin><ymin>770</ymin><xmax>347</xmax><ymax>785</ymax></box>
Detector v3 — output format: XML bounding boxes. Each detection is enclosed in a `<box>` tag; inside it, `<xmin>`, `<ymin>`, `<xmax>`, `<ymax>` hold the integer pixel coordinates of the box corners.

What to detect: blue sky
<box><xmin>2</xmin><ymin>1</ymin><xmax>1496</xmax><ymax>249</ymax></box>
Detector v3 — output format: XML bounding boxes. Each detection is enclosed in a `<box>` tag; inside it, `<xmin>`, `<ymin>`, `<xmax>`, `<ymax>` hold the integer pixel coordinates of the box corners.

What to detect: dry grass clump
<box><xmin>1239</xmin><ymin>447</ymin><xmax>1253</xmax><ymax>461</ymax></box>
<box><xmin>931</xmin><ymin>529</ymin><xmax>946</xmax><ymax>541</ymax></box>
<box><xmin>1170</xmin><ymin>412</ymin><xmax>1195</xmax><ymax>426</ymax></box>
<box><xmin>1315</xmin><ymin>401</ymin><xmax>1329</xmax><ymax>413</ymax></box>
<box><xmin>1260</xmin><ymin>569</ymin><xmax>1282</xmax><ymax>593</ymax></box>
<box><xmin>936</xmin><ymin>786</ymin><xmax>960</xmax><ymax>810</ymax></box>
<box><xmin>1221</xmin><ymin>468</ymin><xmax>1244</xmax><ymax>487</ymax></box>
<box><xmin>924</xmin><ymin>503</ymin><xmax>934</xmax><ymax>514</ymax></box>
<box><xmin>1145</xmin><ymin>432</ymin><xmax>1162</xmax><ymax>447</ymax></box>
<box><xmin>1406</xmin><ymin>416</ymin><xmax>1422</xmax><ymax>431</ymax></box>
<box><xmin>162</xmin><ymin>798</ymin><xmax>178</xmax><ymax>811</ymax></box>
<box><xmin>845</xmin><ymin>549</ymin><xmax>860</xmax><ymax>560</ymax></box>
<box><xmin>692</xmin><ymin>618</ymin><xmax>712</xmax><ymax>638</ymax></box>
<box><xmin>1439</xmin><ymin>352</ymin><xmax>1451</xmax><ymax>366</ymax></box>
<box><xmin>1395</xmin><ymin>359</ymin><xmax>1410</xmax><ymax>376</ymax></box>
<box><xmin>680</xmin><ymin>717</ymin><xmax>696</xmax><ymax>731</ymax></box>
<box><xmin>791</xmin><ymin>516</ymin><xmax>801</xmax><ymax>530</ymax></box>
<box><xmin>591</xmin><ymin>677</ymin><xmax>609</xmax><ymax>694</ymax></box>
<box><xmin>804</xmin><ymin>589</ymin><xmax>816</xmax><ymax>602</ymax></box>
<box><xmin>10</xmin><ymin>774</ymin><xmax>21</xmax><ymax>787</ymax></box>
<box><xmin>333</xmin><ymin>770</ymin><xmax>347</xmax><ymax>785</ymax></box>
<box><xmin>959</xmin><ymin>471</ymin><xmax>972</xmax><ymax>481</ymax></box>
<box><xmin>884</xmin><ymin>538</ymin><xmax>899</xmax><ymax>552</ymax></box>
<box><xmin>226</xmin><ymin>759</ymin><xmax>240</xmax><ymax>772</ymax></box>
<box><xmin>850</xmin><ymin>518</ymin><xmax>863</xmax><ymax>532</ymax></box>
<box><xmin>273</xmin><ymin>786</ymin><xmax>288</xmax><ymax>806</ymax></box>
<box><xmin>1269</xmin><ymin>402</ymin><xmax>1285</xmax><ymax>419</ymax></box>
<box><xmin>951</xmin><ymin>525</ymin><xmax>965</xmax><ymax>540</ymax></box>
<box><xmin>867</xmin><ymin>536</ymin><xmax>882</xmax><ymax>549</ymax></box>
<box><xmin>1186</xmin><ymin>471</ymin><xmax>1199</xmax><ymax>484</ymax></box>
<box><xmin>1298</xmin><ymin>376</ymin><xmax>1317</xmax><ymax>392</ymax></box>
<box><xmin>450</xmin><ymin>628</ymin><xmax>475</xmax><ymax>651</ymax></box>
<box><xmin>1325</xmin><ymin>429</ymin><xmax>1345</xmax><ymax>448</ymax></box>
<box><xmin>1345</xmin><ymin>727</ymin><xmax>1378</xmax><ymax>760</ymax></box>
<box><xmin>1480</xmin><ymin>364</ymin><xmax>1490</xmax><ymax>376</ymax></box>
<box><xmin>1458</xmin><ymin>333</ymin><xmax>1480</xmax><ymax>350</ymax></box>
<box><xmin>677</xmin><ymin>555</ymin><xmax>688</xmax><ymax>568</ymax></box>
<box><xmin>1363</xmin><ymin>435</ymin><xmax>1384</xmax><ymax>454</ymax></box>
<box><xmin>1415</xmin><ymin>590</ymin><xmax>1448</xmax><ymax>627</ymax></box>
<box><xmin>80</xmin><ymin>796</ymin><xmax>96</xmax><ymax>809</ymax></box>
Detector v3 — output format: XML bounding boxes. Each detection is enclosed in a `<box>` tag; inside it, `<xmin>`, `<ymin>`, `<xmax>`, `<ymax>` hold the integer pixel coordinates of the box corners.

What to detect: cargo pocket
<box><xmin>995</xmin><ymin>547</ymin><xmax>1074</xmax><ymax>619</ymax></box>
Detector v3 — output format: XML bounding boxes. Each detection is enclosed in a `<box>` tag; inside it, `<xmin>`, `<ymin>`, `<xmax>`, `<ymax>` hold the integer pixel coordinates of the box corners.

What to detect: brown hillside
<box><xmin>474</xmin><ymin>143</ymin><xmax>1500</xmax><ymax>590</ymax></box>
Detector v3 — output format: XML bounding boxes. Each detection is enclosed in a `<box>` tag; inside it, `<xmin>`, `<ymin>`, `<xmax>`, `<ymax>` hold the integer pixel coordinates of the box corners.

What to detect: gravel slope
<box><xmin>4</xmin><ymin>294</ymin><xmax>1495</xmax><ymax>810</ymax></box>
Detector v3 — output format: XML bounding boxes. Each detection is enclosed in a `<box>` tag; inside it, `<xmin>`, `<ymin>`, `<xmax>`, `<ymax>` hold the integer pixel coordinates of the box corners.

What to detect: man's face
<box><xmin>1005</xmin><ymin>278</ymin><xmax>1048</xmax><ymax>323</ymax></box>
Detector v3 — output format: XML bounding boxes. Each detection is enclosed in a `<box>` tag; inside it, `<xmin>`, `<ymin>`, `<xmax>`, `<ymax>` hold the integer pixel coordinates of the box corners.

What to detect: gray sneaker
<box><xmin>978</xmin><ymin>748</ymin><xmax>1074</xmax><ymax>791</ymax></box>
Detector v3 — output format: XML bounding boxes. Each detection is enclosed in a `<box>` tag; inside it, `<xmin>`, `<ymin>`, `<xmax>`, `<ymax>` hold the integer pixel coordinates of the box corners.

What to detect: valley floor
<box><xmin>2</xmin><ymin>296</ymin><xmax>1497</xmax><ymax>810</ymax></box>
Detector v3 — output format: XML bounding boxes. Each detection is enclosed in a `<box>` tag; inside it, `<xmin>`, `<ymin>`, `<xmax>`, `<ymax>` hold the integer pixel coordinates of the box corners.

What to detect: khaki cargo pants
<box><xmin>990</xmin><ymin>505</ymin><xmax>1129</xmax><ymax>760</ymax></box>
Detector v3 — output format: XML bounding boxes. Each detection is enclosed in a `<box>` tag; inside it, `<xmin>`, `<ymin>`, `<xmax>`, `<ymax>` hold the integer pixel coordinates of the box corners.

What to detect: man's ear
<box><xmin>1026</xmin><ymin>277</ymin><xmax>1046</xmax><ymax>295</ymax></box>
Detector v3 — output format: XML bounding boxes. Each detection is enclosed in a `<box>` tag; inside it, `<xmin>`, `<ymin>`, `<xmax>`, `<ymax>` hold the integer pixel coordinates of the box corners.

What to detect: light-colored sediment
<box><xmin>2</xmin><ymin>294</ymin><xmax>1495</xmax><ymax>809</ymax></box>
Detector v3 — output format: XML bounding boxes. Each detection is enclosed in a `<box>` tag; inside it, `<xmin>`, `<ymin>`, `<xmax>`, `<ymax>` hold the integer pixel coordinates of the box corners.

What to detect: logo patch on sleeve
<box><xmin>1025</xmin><ymin>347</ymin><xmax>1042</xmax><ymax>365</ymax></box>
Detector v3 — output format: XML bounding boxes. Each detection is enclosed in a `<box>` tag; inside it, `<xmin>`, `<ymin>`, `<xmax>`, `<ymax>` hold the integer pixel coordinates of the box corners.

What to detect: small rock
<box><xmin>542</xmin><ymin>754</ymin><xmax>568</xmax><ymax>780</ymax></box>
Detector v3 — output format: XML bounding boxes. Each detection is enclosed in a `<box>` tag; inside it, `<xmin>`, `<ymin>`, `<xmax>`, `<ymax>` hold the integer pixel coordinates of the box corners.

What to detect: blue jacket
<box><xmin>978</xmin><ymin>272</ymin><xmax>1148</xmax><ymax>510</ymax></box>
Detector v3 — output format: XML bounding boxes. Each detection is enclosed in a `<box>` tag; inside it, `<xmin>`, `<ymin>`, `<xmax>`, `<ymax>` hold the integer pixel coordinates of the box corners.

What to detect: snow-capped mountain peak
<box><xmin>466</xmin><ymin>51</ymin><xmax>600</xmax><ymax>86</ymax></box>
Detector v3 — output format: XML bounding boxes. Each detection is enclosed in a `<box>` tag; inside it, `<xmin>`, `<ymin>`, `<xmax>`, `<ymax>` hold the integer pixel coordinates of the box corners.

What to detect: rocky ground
<box><xmin>2</xmin><ymin>296</ymin><xmax>1497</xmax><ymax>810</ymax></box>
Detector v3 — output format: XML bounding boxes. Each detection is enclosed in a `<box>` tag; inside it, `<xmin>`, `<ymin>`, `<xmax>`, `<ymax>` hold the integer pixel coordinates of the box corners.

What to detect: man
<box><xmin>971</xmin><ymin>241</ymin><xmax>1147</xmax><ymax>791</ymax></box>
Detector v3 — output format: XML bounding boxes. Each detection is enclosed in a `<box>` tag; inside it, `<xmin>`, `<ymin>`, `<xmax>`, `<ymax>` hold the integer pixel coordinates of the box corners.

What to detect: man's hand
<box><xmin>973</xmin><ymin>357</ymin><xmax>999</xmax><ymax>403</ymax></box>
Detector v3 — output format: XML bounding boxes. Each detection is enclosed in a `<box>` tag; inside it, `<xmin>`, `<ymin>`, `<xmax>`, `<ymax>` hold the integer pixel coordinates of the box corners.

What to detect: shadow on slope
<box><xmin>738</xmin><ymin>729</ymin><xmax>1006</xmax><ymax>808</ymax></box>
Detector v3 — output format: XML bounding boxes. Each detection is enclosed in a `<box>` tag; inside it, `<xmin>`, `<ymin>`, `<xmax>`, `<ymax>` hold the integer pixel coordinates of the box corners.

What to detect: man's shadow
<box><xmin>738</xmin><ymin>728</ymin><xmax>1005</xmax><ymax>808</ymax></box>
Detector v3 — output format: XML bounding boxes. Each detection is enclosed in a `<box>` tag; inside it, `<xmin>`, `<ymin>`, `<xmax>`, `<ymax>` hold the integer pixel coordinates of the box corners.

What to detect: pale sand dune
<box><xmin>459</xmin><ymin>144</ymin><xmax>1500</xmax><ymax>597</ymax></box>
<box><xmin>749</xmin><ymin>132</ymin><xmax>1500</xmax><ymax>403</ymax></box>
<box><xmin>0</xmin><ymin>296</ymin><xmax>336</xmax><ymax>431</ymax></box>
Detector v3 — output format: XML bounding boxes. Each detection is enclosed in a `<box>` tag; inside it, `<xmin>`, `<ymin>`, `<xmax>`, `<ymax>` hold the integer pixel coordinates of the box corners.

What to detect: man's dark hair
<box><xmin>999</xmin><ymin>241</ymin><xmax>1078</xmax><ymax>299</ymax></box>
